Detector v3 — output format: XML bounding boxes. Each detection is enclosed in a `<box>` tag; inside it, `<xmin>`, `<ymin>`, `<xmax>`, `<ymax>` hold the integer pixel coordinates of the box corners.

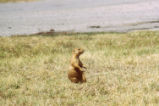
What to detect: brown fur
<box><xmin>68</xmin><ymin>48</ymin><xmax>87</xmax><ymax>83</ymax></box>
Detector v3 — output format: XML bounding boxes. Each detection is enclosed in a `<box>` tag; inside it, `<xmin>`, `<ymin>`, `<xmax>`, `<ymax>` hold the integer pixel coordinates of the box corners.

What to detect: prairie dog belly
<box><xmin>68</xmin><ymin>66</ymin><xmax>82</xmax><ymax>78</ymax></box>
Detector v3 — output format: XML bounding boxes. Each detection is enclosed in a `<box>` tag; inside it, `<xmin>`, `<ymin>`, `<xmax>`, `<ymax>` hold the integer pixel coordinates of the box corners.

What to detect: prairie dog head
<box><xmin>72</xmin><ymin>48</ymin><xmax>84</xmax><ymax>56</ymax></box>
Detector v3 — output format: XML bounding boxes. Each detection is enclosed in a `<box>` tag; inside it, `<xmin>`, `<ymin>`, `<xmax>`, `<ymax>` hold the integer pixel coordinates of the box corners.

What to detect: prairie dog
<box><xmin>68</xmin><ymin>48</ymin><xmax>87</xmax><ymax>83</ymax></box>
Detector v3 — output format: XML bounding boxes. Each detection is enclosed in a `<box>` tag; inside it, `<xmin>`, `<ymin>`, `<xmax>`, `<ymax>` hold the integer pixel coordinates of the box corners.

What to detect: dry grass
<box><xmin>0</xmin><ymin>31</ymin><xmax>159</xmax><ymax>105</ymax></box>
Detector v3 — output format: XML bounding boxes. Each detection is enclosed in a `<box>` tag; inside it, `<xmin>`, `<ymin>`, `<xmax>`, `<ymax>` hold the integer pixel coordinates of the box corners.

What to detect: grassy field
<box><xmin>0</xmin><ymin>31</ymin><xmax>159</xmax><ymax>105</ymax></box>
<box><xmin>0</xmin><ymin>0</ymin><xmax>35</xmax><ymax>3</ymax></box>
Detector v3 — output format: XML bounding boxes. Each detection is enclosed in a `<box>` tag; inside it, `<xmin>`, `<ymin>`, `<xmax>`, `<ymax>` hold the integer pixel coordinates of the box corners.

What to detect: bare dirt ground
<box><xmin>0</xmin><ymin>0</ymin><xmax>159</xmax><ymax>36</ymax></box>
